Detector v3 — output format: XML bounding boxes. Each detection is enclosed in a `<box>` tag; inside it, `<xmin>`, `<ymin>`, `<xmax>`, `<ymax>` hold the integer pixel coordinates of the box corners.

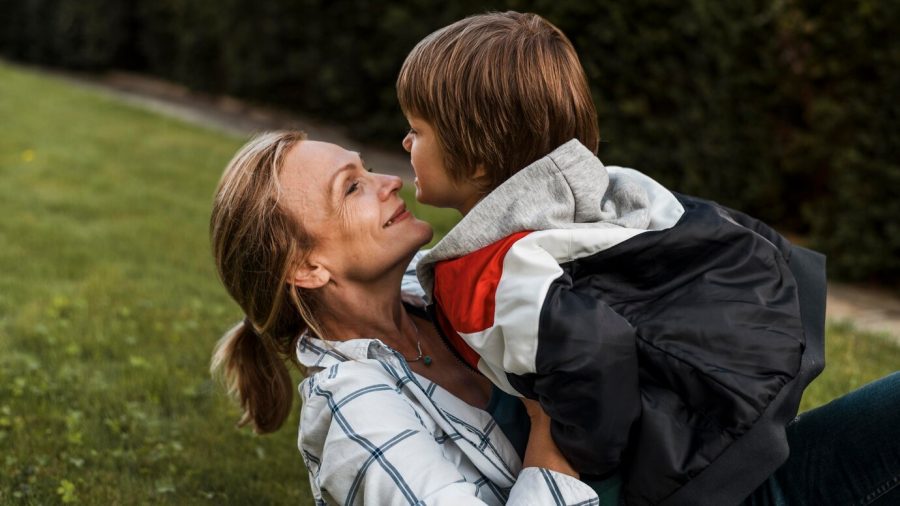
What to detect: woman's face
<box><xmin>280</xmin><ymin>140</ymin><xmax>433</xmax><ymax>284</ymax></box>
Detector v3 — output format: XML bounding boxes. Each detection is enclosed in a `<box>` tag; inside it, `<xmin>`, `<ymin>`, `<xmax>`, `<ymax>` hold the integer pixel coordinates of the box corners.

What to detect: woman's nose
<box><xmin>378</xmin><ymin>174</ymin><xmax>403</xmax><ymax>199</ymax></box>
<box><xmin>402</xmin><ymin>133</ymin><xmax>412</xmax><ymax>153</ymax></box>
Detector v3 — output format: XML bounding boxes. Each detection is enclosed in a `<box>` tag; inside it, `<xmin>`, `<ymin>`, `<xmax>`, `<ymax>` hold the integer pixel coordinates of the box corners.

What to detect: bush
<box><xmin>0</xmin><ymin>0</ymin><xmax>131</xmax><ymax>69</ymax></box>
<box><xmin>538</xmin><ymin>1</ymin><xmax>789</xmax><ymax>224</ymax></box>
<box><xmin>0</xmin><ymin>0</ymin><xmax>56</xmax><ymax>64</ymax></box>
<box><xmin>134</xmin><ymin>0</ymin><xmax>225</xmax><ymax>90</ymax></box>
<box><xmin>781</xmin><ymin>0</ymin><xmax>900</xmax><ymax>282</ymax></box>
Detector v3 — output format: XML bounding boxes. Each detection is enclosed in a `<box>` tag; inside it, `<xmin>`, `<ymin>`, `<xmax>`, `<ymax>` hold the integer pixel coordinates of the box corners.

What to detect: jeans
<box><xmin>744</xmin><ymin>372</ymin><xmax>900</xmax><ymax>506</ymax></box>
<box><xmin>532</xmin><ymin>373</ymin><xmax>900</xmax><ymax>505</ymax></box>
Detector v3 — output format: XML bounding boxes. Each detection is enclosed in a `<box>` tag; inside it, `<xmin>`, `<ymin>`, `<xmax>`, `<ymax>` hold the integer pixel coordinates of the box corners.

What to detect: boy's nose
<box><xmin>402</xmin><ymin>133</ymin><xmax>412</xmax><ymax>153</ymax></box>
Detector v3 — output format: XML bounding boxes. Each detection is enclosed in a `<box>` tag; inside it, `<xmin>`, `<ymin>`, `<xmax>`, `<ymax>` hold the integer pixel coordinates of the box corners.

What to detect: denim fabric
<box><xmin>745</xmin><ymin>372</ymin><xmax>900</xmax><ymax>506</ymax></box>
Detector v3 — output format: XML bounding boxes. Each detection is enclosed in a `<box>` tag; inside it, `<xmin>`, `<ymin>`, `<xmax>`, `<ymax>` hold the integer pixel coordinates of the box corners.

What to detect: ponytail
<box><xmin>211</xmin><ymin>320</ymin><xmax>294</xmax><ymax>434</ymax></box>
<box><xmin>210</xmin><ymin>131</ymin><xmax>314</xmax><ymax>435</ymax></box>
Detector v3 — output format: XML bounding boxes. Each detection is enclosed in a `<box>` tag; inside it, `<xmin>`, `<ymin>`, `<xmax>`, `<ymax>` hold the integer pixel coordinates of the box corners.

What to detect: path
<box><xmin>826</xmin><ymin>283</ymin><xmax>900</xmax><ymax>341</ymax></box>
<box><xmin>34</xmin><ymin>64</ymin><xmax>900</xmax><ymax>345</ymax></box>
<box><xmin>41</xmin><ymin>65</ymin><xmax>415</xmax><ymax>181</ymax></box>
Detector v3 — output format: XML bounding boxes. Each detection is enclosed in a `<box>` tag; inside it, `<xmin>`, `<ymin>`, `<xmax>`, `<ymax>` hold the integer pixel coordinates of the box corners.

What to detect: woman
<box><xmin>209</xmin><ymin>131</ymin><xmax>594</xmax><ymax>504</ymax></box>
<box><xmin>210</xmin><ymin>132</ymin><xmax>900</xmax><ymax>505</ymax></box>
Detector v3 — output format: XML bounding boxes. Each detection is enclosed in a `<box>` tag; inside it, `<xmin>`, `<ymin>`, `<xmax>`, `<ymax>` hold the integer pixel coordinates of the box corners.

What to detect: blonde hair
<box><xmin>209</xmin><ymin>130</ymin><xmax>321</xmax><ymax>434</ymax></box>
<box><xmin>397</xmin><ymin>11</ymin><xmax>599</xmax><ymax>193</ymax></box>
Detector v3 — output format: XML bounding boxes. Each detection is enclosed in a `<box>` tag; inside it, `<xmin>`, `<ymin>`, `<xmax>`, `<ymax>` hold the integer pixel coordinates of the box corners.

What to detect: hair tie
<box><xmin>243</xmin><ymin>317</ymin><xmax>258</xmax><ymax>336</ymax></box>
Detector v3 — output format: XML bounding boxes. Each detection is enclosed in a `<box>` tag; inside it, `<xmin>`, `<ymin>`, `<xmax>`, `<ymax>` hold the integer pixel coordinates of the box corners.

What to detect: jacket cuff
<box><xmin>508</xmin><ymin>467</ymin><xmax>598</xmax><ymax>505</ymax></box>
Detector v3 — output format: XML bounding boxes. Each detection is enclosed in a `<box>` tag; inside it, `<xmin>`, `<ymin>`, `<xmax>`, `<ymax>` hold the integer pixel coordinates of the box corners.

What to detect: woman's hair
<box><xmin>397</xmin><ymin>11</ymin><xmax>599</xmax><ymax>193</ymax></box>
<box><xmin>209</xmin><ymin>130</ymin><xmax>320</xmax><ymax>434</ymax></box>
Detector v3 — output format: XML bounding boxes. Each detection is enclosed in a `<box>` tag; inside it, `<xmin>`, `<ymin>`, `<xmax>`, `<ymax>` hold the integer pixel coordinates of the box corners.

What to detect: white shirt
<box><xmin>295</xmin><ymin>256</ymin><xmax>599</xmax><ymax>505</ymax></box>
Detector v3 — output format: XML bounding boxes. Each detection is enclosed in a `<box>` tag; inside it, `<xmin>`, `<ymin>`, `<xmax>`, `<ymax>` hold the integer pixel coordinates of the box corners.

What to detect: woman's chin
<box><xmin>418</xmin><ymin>221</ymin><xmax>435</xmax><ymax>244</ymax></box>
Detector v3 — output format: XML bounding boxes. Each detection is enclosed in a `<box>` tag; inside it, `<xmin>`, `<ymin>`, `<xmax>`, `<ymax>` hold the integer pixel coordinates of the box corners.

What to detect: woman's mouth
<box><xmin>384</xmin><ymin>203</ymin><xmax>411</xmax><ymax>228</ymax></box>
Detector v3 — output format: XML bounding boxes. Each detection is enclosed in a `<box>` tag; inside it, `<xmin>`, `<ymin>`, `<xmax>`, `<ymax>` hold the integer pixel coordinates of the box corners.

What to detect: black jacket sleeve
<box><xmin>506</xmin><ymin>271</ymin><xmax>642</xmax><ymax>476</ymax></box>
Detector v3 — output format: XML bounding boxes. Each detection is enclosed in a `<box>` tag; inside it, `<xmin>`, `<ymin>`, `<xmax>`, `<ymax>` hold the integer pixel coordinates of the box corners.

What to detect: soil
<box><xmin>33</xmin><ymin>64</ymin><xmax>900</xmax><ymax>345</ymax></box>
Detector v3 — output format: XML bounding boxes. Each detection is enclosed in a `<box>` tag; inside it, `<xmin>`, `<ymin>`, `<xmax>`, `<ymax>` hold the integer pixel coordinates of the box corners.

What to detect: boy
<box><xmin>398</xmin><ymin>11</ymin><xmax>826</xmax><ymax>506</ymax></box>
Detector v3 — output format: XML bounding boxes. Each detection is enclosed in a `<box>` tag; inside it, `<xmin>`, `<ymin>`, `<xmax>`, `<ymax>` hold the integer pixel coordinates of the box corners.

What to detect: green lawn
<box><xmin>0</xmin><ymin>60</ymin><xmax>897</xmax><ymax>504</ymax></box>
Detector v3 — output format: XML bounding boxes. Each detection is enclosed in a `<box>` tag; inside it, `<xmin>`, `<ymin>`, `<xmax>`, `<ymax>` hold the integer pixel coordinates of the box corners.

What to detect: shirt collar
<box><xmin>296</xmin><ymin>332</ymin><xmax>399</xmax><ymax>370</ymax></box>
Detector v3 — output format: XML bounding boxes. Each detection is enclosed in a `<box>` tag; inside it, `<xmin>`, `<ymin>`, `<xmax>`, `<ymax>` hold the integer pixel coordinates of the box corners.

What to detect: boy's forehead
<box><xmin>406</xmin><ymin>115</ymin><xmax>434</xmax><ymax>128</ymax></box>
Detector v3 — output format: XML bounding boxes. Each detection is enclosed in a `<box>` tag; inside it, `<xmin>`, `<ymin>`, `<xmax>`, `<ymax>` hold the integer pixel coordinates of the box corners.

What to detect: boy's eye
<box><xmin>407</xmin><ymin>128</ymin><xmax>417</xmax><ymax>136</ymax></box>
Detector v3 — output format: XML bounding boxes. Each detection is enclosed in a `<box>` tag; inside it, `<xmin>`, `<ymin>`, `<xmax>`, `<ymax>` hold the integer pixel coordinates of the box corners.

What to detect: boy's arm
<box><xmin>506</xmin><ymin>269</ymin><xmax>641</xmax><ymax>476</ymax></box>
<box><xmin>691</xmin><ymin>194</ymin><xmax>793</xmax><ymax>258</ymax></box>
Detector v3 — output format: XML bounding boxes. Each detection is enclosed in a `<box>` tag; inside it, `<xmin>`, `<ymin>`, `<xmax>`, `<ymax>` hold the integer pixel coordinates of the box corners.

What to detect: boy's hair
<box><xmin>397</xmin><ymin>11</ymin><xmax>599</xmax><ymax>193</ymax></box>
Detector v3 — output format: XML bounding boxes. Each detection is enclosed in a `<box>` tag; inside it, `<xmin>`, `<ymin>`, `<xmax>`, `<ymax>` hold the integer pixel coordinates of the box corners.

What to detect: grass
<box><xmin>0</xmin><ymin>60</ymin><xmax>898</xmax><ymax>504</ymax></box>
<box><xmin>798</xmin><ymin>322</ymin><xmax>900</xmax><ymax>412</ymax></box>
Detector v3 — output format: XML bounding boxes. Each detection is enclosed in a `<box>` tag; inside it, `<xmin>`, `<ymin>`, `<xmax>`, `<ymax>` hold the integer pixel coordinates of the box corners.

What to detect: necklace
<box><xmin>403</xmin><ymin>316</ymin><xmax>433</xmax><ymax>366</ymax></box>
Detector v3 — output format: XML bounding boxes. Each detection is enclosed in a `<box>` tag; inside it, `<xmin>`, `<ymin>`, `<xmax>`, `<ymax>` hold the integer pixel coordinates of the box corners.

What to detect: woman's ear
<box><xmin>291</xmin><ymin>260</ymin><xmax>330</xmax><ymax>289</ymax></box>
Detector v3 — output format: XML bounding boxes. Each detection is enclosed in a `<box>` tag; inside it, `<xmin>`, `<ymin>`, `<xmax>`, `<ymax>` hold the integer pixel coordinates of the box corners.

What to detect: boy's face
<box><xmin>402</xmin><ymin>116</ymin><xmax>482</xmax><ymax>214</ymax></box>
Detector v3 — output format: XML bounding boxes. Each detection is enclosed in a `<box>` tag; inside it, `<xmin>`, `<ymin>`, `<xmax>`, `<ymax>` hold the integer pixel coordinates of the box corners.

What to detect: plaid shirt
<box><xmin>295</xmin><ymin>257</ymin><xmax>599</xmax><ymax>505</ymax></box>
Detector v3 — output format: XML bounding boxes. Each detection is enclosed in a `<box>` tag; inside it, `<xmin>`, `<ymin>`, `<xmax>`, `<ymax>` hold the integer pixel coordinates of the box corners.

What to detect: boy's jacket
<box><xmin>416</xmin><ymin>140</ymin><xmax>826</xmax><ymax>506</ymax></box>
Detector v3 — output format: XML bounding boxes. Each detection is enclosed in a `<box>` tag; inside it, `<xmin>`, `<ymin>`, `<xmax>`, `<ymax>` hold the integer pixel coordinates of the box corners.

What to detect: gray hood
<box><xmin>417</xmin><ymin>139</ymin><xmax>657</xmax><ymax>298</ymax></box>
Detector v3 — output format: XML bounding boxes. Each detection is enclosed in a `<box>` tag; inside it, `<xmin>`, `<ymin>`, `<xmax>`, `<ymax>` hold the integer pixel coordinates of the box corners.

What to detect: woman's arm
<box><xmin>521</xmin><ymin>398</ymin><xmax>578</xmax><ymax>478</ymax></box>
<box><xmin>504</xmin><ymin>399</ymin><xmax>597</xmax><ymax>505</ymax></box>
<box><xmin>299</xmin><ymin>363</ymin><xmax>597</xmax><ymax>505</ymax></box>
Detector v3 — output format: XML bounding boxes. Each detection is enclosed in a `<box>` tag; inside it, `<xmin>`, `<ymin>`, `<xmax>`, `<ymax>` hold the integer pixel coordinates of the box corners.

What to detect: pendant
<box><xmin>423</xmin><ymin>355</ymin><xmax>433</xmax><ymax>366</ymax></box>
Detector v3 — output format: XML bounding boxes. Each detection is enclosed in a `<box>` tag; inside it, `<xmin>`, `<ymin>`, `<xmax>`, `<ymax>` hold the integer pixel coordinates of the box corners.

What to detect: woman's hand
<box><xmin>521</xmin><ymin>398</ymin><xmax>579</xmax><ymax>479</ymax></box>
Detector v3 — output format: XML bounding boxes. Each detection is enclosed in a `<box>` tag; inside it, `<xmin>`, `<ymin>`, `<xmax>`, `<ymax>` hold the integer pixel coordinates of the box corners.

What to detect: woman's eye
<box><xmin>366</xmin><ymin>167</ymin><xmax>374</xmax><ymax>173</ymax></box>
<box><xmin>407</xmin><ymin>128</ymin><xmax>417</xmax><ymax>136</ymax></box>
<box><xmin>346</xmin><ymin>181</ymin><xmax>360</xmax><ymax>195</ymax></box>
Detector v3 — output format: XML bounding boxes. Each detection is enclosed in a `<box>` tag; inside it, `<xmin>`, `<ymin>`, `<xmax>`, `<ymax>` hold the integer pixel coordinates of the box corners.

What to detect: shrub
<box><xmin>784</xmin><ymin>0</ymin><xmax>900</xmax><ymax>282</ymax></box>
<box><xmin>0</xmin><ymin>0</ymin><xmax>131</xmax><ymax>69</ymax></box>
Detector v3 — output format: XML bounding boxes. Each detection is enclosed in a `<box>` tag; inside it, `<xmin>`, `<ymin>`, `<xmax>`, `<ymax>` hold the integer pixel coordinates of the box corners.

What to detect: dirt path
<box><xmin>826</xmin><ymin>283</ymin><xmax>900</xmax><ymax>341</ymax></box>
<box><xmin>39</xmin><ymin>65</ymin><xmax>900</xmax><ymax>345</ymax></box>
<box><xmin>43</xmin><ymin>66</ymin><xmax>415</xmax><ymax>181</ymax></box>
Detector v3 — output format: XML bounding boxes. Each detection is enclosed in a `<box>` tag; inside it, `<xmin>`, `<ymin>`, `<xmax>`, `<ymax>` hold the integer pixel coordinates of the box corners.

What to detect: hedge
<box><xmin>784</xmin><ymin>0</ymin><xmax>900</xmax><ymax>282</ymax></box>
<box><xmin>1</xmin><ymin>0</ymin><xmax>897</xmax><ymax>285</ymax></box>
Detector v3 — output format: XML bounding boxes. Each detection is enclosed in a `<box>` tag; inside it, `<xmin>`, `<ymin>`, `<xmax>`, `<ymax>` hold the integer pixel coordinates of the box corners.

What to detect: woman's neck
<box><xmin>314</xmin><ymin>274</ymin><xmax>417</xmax><ymax>351</ymax></box>
<box><xmin>314</xmin><ymin>267</ymin><xmax>494</xmax><ymax>410</ymax></box>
